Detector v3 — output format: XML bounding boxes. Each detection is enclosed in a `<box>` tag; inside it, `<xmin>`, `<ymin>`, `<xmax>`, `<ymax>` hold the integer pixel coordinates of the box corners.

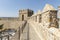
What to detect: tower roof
<box><xmin>42</xmin><ymin>4</ymin><xmax>56</xmax><ymax>12</ymax></box>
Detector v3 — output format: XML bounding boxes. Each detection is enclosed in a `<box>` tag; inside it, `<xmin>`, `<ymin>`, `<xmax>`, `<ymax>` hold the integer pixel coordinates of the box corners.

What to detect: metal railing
<box><xmin>0</xmin><ymin>29</ymin><xmax>16</xmax><ymax>40</ymax></box>
<box><xmin>0</xmin><ymin>35</ymin><xmax>9</xmax><ymax>40</ymax></box>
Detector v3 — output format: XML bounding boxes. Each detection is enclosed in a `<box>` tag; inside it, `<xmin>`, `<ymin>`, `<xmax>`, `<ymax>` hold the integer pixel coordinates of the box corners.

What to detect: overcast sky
<box><xmin>0</xmin><ymin>0</ymin><xmax>60</xmax><ymax>17</ymax></box>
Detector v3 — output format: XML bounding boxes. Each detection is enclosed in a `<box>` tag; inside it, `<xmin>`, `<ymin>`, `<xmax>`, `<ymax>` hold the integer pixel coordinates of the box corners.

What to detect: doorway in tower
<box><xmin>22</xmin><ymin>15</ymin><xmax>24</xmax><ymax>21</ymax></box>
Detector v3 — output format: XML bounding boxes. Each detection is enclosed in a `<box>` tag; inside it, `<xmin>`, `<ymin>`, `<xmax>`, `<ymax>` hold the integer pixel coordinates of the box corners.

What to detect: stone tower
<box><xmin>49</xmin><ymin>10</ymin><xmax>58</xmax><ymax>28</ymax></box>
<box><xmin>42</xmin><ymin>4</ymin><xmax>58</xmax><ymax>28</ymax></box>
<box><xmin>19</xmin><ymin>9</ymin><xmax>33</xmax><ymax>21</ymax></box>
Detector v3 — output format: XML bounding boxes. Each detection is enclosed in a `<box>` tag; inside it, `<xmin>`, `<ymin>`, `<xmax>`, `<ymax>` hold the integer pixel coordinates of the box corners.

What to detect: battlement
<box><xmin>19</xmin><ymin>9</ymin><xmax>33</xmax><ymax>13</ymax></box>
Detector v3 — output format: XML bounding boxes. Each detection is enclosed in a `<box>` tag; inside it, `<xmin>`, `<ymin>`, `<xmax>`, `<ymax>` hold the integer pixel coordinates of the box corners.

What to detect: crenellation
<box><xmin>29</xmin><ymin>4</ymin><xmax>59</xmax><ymax>28</ymax></box>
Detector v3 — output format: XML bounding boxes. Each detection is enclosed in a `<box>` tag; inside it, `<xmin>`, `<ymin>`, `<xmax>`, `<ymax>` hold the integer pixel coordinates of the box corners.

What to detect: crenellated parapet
<box><xmin>29</xmin><ymin>4</ymin><xmax>59</xmax><ymax>28</ymax></box>
<box><xmin>27</xmin><ymin>4</ymin><xmax>60</xmax><ymax>40</ymax></box>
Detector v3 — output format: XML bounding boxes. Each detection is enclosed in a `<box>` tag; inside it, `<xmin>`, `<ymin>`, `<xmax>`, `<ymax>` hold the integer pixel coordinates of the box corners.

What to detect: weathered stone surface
<box><xmin>42</xmin><ymin>4</ymin><xmax>55</xmax><ymax>12</ymax></box>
